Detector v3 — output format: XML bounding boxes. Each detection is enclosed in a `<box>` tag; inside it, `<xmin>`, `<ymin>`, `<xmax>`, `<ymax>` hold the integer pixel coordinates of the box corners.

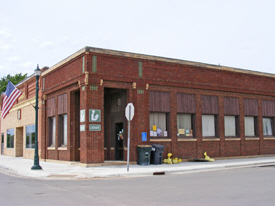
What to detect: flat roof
<box><xmin>42</xmin><ymin>46</ymin><xmax>275</xmax><ymax>78</ymax></box>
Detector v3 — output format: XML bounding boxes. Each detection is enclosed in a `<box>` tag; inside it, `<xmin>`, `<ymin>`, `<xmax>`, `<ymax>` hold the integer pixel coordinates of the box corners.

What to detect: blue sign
<box><xmin>142</xmin><ymin>132</ymin><xmax>147</xmax><ymax>141</ymax></box>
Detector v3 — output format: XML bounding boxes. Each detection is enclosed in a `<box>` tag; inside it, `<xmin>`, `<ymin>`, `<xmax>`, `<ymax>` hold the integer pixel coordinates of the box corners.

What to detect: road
<box><xmin>0</xmin><ymin>165</ymin><xmax>275</xmax><ymax>206</ymax></box>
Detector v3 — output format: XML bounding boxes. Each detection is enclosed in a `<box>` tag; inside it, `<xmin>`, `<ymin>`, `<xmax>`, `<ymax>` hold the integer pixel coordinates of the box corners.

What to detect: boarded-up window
<box><xmin>177</xmin><ymin>94</ymin><xmax>196</xmax><ymax>113</ymax></box>
<box><xmin>58</xmin><ymin>93</ymin><xmax>67</xmax><ymax>115</ymax></box>
<box><xmin>244</xmin><ymin>99</ymin><xmax>258</xmax><ymax>116</ymax></box>
<box><xmin>262</xmin><ymin>100</ymin><xmax>275</xmax><ymax>117</ymax></box>
<box><xmin>224</xmin><ymin>97</ymin><xmax>239</xmax><ymax>115</ymax></box>
<box><xmin>201</xmin><ymin>95</ymin><xmax>218</xmax><ymax>114</ymax></box>
<box><xmin>47</xmin><ymin>98</ymin><xmax>55</xmax><ymax>117</ymax></box>
<box><xmin>149</xmin><ymin>91</ymin><xmax>170</xmax><ymax>112</ymax></box>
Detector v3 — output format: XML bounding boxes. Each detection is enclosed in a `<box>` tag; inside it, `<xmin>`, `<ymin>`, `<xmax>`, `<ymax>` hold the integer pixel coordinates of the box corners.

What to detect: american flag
<box><xmin>1</xmin><ymin>81</ymin><xmax>22</xmax><ymax>119</ymax></box>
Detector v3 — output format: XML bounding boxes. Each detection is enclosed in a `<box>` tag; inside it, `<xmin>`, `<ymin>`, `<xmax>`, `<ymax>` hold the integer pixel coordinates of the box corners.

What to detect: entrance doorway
<box><xmin>15</xmin><ymin>127</ymin><xmax>23</xmax><ymax>157</ymax></box>
<box><xmin>115</xmin><ymin>123</ymin><xmax>124</xmax><ymax>160</ymax></box>
<box><xmin>104</xmin><ymin>88</ymin><xmax>127</xmax><ymax>161</ymax></box>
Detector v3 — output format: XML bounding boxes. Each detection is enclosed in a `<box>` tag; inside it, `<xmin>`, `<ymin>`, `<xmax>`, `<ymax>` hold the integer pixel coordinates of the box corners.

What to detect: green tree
<box><xmin>0</xmin><ymin>73</ymin><xmax>27</xmax><ymax>94</ymax></box>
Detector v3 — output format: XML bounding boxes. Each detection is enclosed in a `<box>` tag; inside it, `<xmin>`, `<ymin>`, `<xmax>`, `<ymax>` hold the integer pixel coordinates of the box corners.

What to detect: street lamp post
<box><xmin>31</xmin><ymin>65</ymin><xmax>42</xmax><ymax>170</ymax></box>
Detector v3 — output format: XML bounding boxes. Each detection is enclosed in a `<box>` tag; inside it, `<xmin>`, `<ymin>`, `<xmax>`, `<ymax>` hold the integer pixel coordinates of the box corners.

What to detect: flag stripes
<box><xmin>1</xmin><ymin>81</ymin><xmax>22</xmax><ymax>119</ymax></box>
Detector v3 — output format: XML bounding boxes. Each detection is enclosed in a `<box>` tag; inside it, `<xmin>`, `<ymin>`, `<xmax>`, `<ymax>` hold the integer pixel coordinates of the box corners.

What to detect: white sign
<box><xmin>125</xmin><ymin>103</ymin><xmax>135</xmax><ymax>121</ymax></box>
<box><xmin>80</xmin><ymin>125</ymin><xmax>85</xmax><ymax>131</ymax></box>
<box><xmin>89</xmin><ymin>109</ymin><xmax>101</xmax><ymax>122</ymax></box>
<box><xmin>80</xmin><ymin>109</ymin><xmax>85</xmax><ymax>122</ymax></box>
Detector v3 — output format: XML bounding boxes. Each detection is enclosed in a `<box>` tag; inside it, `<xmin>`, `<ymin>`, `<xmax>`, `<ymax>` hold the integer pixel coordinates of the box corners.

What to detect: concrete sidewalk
<box><xmin>1</xmin><ymin>155</ymin><xmax>275</xmax><ymax>180</ymax></box>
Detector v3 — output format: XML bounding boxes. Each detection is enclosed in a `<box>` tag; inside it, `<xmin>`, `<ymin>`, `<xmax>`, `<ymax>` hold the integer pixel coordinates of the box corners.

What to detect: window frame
<box><xmin>58</xmin><ymin>114</ymin><xmax>68</xmax><ymax>146</ymax></box>
<box><xmin>224</xmin><ymin>115</ymin><xmax>239</xmax><ymax>137</ymax></box>
<box><xmin>263</xmin><ymin>117</ymin><xmax>273</xmax><ymax>136</ymax></box>
<box><xmin>7</xmin><ymin>128</ymin><xmax>14</xmax><ymax>148</ymax></box>
<box><xmin>202</xmin><ymin>115</ymin><xmax>218</xmax><ymax>137</ymax></box>
<box><xmin>149</xmin><ymin>112</ymin><xmax>169</xmax><ymax>138</ymax></box>
<box><xmin>48</xmin><ymin>116</ymin><xmax>56</xmax><ymax>147</ymax></box>
<box><xmin>244</xmin><ymin>116</ymin><xmax>258</xmax><ymax>137</ymax></box>
<box><xmin>26</xmin><ymin>124</ymin><xmax>35</xmax><ymax>149</ymax></box>
<box><xmin>177</xmin><ymin>113</ymin><xmax>195</xmax><ymax>138</ymax></box>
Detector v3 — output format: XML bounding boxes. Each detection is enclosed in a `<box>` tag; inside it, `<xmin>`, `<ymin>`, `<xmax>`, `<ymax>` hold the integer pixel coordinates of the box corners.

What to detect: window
<box><xmin>59</xmin><ymin>114</ymin><xmax>67</xmax><ymax>146</ymax></box>
<box><xmin>150</xmin><ymin>113</ymin><xmax>168</xmax><ymax>137</ymax></box>
<box><xmin>17</xmin><ymin>109</ymin><xmax>21</xmax><ymax>120</ymax></box>
<box><xmin>7</xmin><ymin>128</ymin><xmax>14</xmax><ymax>148</ymax></box>
<box><xmin>49</xmin><ymin>117</ymin><xmax>56</xmax><ymax>146</ymax></box>
<box><xmin>202</xmin><ymin>115</ymin><xmax>216</xmax><ymax>137</ymax></box>
<box><xmin>177</xmin><ymin>114</ymin><xmax>194</xmax><ymax>137</ymax></box>
<box><xmin>263</xmin><ymin>118</ymin><xmax>273</xmax><ymax>136</ymax></box>
<box><xmin>149</xmin><ymin>91</ymin><xmax>170</xmax><ymax>137</ymax></box>
<box><xmin>245</xmin><ymin>116</ymin><xmax>256</xmax><ymax>136</ymax></box>
<box><xmin>26</xmin><ymin>124</ymin><xmax>35</xmax><ymax>148</ymax></box>
<box><xmin>224</xmin><ymin>116</ymin><xmax>237</xmax><ymax>136</ymax></box>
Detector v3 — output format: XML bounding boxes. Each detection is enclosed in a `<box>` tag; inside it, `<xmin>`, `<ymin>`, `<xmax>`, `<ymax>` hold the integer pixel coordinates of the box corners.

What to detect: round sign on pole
<box><xmin>125</xmin><ymin>103</ymin><xmax>135</xmax><ymax>121</ymax></box>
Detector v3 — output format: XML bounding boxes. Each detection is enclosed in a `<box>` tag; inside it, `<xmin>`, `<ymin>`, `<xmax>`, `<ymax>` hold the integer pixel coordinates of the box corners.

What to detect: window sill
<box><xmin>245</xmin><ymin>137</ymin><xmax>259</xmax><ymax>140</ymax></box>
<box><xmin>47</xmin><ymin>147</ymin><xmax>55</xmax><ymax>150</ymax></box>
<box><xmin>225</xmin><ymin>138</ymin><xmax>240</xmax><ymax>141</ymax></box>
<box><xmin>25</xmin><ymin>148</ymin><xmax>35</xmax><ymax>150</ymax></box>
<box><xmin>264</xmin><ymin>137</ymin><xmax>275</xmax><ymax>140</ymax></box>
<box><xmin>150</xmin><ymin>138</ymin><xmax>171</xmax><ymax>142</ymax></box>
<box><xmin>202</xmin><ymin>137</ymin><xmax>220</xmax><ymax>141</ymax></box>
<box><xmin>58</xmin><ymin>147</ymin><xmax>67</xmax><ymax>151</ymax></box>
<box><xmin>178</xmin><ymin>138</ymin><xmax>197</xmax><ymax>141</ymax></box>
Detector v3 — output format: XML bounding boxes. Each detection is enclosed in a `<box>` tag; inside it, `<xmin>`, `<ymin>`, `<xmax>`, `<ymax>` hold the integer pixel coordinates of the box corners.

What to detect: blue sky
<box><xmin>1</xmin><ymin>0</ymin><xmax>275</xmax><ymax>77</ymax></box>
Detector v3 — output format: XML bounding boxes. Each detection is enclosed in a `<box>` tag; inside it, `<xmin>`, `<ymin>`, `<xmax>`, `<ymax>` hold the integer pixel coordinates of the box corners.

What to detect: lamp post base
<box><xmin>31</xmin><ymin>165</ymin><xmax>42</xmax><ymax>170</ymax></box>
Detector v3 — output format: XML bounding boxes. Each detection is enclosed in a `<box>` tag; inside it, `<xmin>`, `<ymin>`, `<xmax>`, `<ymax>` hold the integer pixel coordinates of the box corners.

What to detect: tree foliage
<box><xmin>0</xmin><ymin>73</ymin><xmax>27</xmax><ymax>94</ymax></box>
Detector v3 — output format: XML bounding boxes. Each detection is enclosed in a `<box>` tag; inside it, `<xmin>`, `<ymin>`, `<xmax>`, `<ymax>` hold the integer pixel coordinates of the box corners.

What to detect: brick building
<box><xmin>2</xmin><ymin>46</ymin><xmax>275</xmax><ymax>164</ymax></box>
<box><xmin>0</xmin><ymin>72</ymin><xmax>46</xmax><ymax>158</ymax></box>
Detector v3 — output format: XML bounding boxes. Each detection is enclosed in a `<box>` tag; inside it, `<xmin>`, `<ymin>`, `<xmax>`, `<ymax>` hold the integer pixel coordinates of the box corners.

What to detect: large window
<box><xmin>49</xmin><ymin>117</ymin><xmax>56</xmax><ymax>146</ymax></box>
<box><xmin>7</xmin><ymin>128</ymin><xmax>14</xmax><ymax>148</ymax></box>
<box><xmin>26</xmin><ymin>124</ymin><xmax>35</xmax><ymax>148</ymax></box>
<box><xmin>150</xmin><ymin>113</ymin><xmax>167</xmax><ymax>137</ymax></box>
<box><xmin>202</xmin><ymin>115</ymin><xmax>216</xmax><ymax>137</ymax></box>
<box><xmin>245</xmin><ymin>116</ymin><xmax>256</xmax><ymax>136</ymax></box>
<box><xmin>149</xmin><ymin>91</ymin><xmax>170</xmax><ymax>138</ymax></box>
<box><xmin>263</xmin><ymin>118</ymin><xmax>273</xmax><ymax>136</ymax></box>
<box><xmin>224</xmin><ymin>116</ymin><xmax>237</xmax><ymax>136</ymax></box>
<box><xmin>59</xmin><ymin>114</ymin><xmax>67</xmax><ymax>146</ymax></box>
<box><xmin>177</xmin><ymin>114</ymin><xmax>194</xmax><ymax>137</ymax></box>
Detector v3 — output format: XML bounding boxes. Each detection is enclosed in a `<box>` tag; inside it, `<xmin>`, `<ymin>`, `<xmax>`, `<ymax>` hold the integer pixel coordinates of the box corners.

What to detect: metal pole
<box><xmin>31</xmin><ymin>74</ymin><xmax>42</xmax><ymax>170</ymax></box>
<box><xmin>127</xmin><ymin>106</ymin><xmax>131</xmax><ymax>172</ymax></box>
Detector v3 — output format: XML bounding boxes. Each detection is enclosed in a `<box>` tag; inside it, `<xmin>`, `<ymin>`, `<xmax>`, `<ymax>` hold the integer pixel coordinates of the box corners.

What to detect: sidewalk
<box><xmin>1</xmin><ymin>155</ymin><xmax>275</xmax><ymax>180</ymax></box>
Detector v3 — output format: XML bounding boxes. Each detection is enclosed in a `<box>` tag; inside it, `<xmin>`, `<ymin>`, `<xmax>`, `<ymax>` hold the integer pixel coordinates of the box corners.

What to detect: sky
<box><xmin>1</xmin><ymin>1</ymin><xmax>275</xmax><ymax>78</ymax></box>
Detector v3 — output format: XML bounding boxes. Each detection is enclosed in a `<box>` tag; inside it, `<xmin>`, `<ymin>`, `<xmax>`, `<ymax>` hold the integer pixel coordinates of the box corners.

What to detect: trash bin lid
<box><xmin>151</xmin><ymin>144</ymin><xmax>165</xmax><ymax>148</ymax></box>
<box><xmin>151</xmin><ymin>144</ymin><xmax>165</xmax><ymax>151</ymax></box>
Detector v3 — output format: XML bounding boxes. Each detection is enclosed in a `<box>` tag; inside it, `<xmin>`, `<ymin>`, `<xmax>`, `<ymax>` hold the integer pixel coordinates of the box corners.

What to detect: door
<box><xmin>1</xmin><ymin>133</ymin><xmax>4</xmax><ymax>155</ymax></box>
<box><xmin>115</xmin><ymin>123</ymin><xmax>124</xmax><ymax>160</ymax></box>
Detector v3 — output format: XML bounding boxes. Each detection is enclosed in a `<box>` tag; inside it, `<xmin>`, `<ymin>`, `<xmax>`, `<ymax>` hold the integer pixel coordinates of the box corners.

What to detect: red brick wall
<box><xmin>40</xmin><ymin>50</ymin><xmax>275</xmax><ymax>163</ymax></box>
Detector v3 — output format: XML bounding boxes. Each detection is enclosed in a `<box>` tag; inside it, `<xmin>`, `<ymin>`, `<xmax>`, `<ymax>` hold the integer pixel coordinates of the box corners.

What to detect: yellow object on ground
<box><xmin>204</xmin><ymin>152</ymin><xmax>215</xmax><ymax>162</ymax></box>
<box><xmin>163</xmin><ymin>153</ymin><xmax>183</xmax><ymax>164</ymax></box>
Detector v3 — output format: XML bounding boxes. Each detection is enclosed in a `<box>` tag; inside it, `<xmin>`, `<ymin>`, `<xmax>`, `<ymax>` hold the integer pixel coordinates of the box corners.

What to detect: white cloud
<box><xmin>0</xmin><ymin>44</ymin><xmax>13</xmax><ymax>49</ymax></box>
<box><xmin>20</xmin><ymin>61</ymin><xmax>35</xmax><ymax>68</ymax></box>
<box><xmin>8</xmin><ymin>56</ymin><xmax>21</xmax><ymax>62</ymax></box>
<box><xmin>31</xmin><ymin>38</ymin><xmax>38</xmax><ymax>43</ymax></box>
<box><xmin>41</xmin><ymin>41</ymin><xmax>54</xmax><ymax>47</ymax></box>
<box><xmin>0</xmin><ymin>28</ymin><xmax>11</xmax><ymax>38</ymax></box>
